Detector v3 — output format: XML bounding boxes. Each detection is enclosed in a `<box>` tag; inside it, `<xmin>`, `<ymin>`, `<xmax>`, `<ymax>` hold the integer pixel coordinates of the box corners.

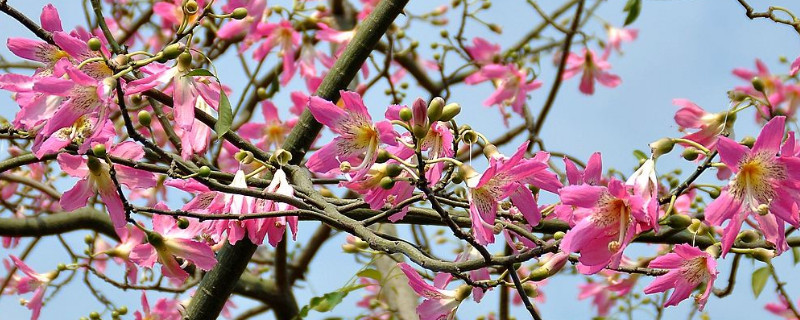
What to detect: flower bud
<box><xmin>728</xmin><ymin>90</ymin><xmax>748</xmax><ymax>102</ymax></box>
<box><xmin>528</xmin><ymin>267</ymin><xmax>550</xmax><ymax>281</ymax></box>
<box><xmin>87</xmin><ymin>38</ymin><xmax>102</xmax><ymax>51</ymax></box>
<box><xmin>375</xmin><ymin>149</ymin><xmax>390</xmax><ymax>163</ymax></box>
<box><xmin>488</xmin><ymin>23</ymin><xmax>502</xmax><ymax>34</ymax></box>
<box><xmin>178</xmin><ymin>52</ymin><xmax>193</xmax><ymax>70</ymax></box>
<box><xmin>427</xmin><ymin>97</ymin><xmax>445</xmax><ymax>123</ymax></box>
<box><xmin>177</xmin><ymin>218</ymin><xmax>190</xmax><ymax>229</ymax></box>
<box><xmin>705</xmin><ymin>243</ymin><xmax>721</xmax><ymax>258</ymax></box>
<box><xmin>740</xmin><ymin>136</ymin><xmax>756</xmax><ymax>148</ymax></box>
<box><xmin>454</xmin><ymin>284</ymin><xmax>472</xmax><ymax>301</ymax></box>
<box><xmin>57</xmin><ymin>263</ymin><xmax>67</xmax><ymax>271</ymax></box>
<box><xmin>399</xmin><ymin>107</ymin><xmax>413</xmax><ymax>121</ymax></box>
<box><xmin>84</xmin><ymin>234</ymin><xmax>94</xmax><ymax>244</ymax></box>
<box><xmin>751</xmin><ymin>76</ymin><xmax>765</xmax><ymax>92</ymax></box>
<box><xmin>137</xmin><ymin>110</ymin><xmax>152</xmax><ymax>127</ymax></box>
<box><xmin>385</xmin><ymin>163</ymin><xmax>403</xmax><ymax>178</ymax></box>
<box><xmin>681</xmin><ymin>147</ymin><xmax>700</xmax><ymax>161</ymax></box>
<box><xmin>553</xmin><ymin>231</ymin><xmax>565</xmax><ymax>240</ymax></box>
<box><xmin>256</xmin><ymin>87</ymin><xmax>269</xmax><ymax>101</ymax></box>
<box><xmin>90</xmin><ymin>311</ymin><xmax>101</xmax><ymax>320</ymax></box>
<box><xmin>162</xmin><ymin>43</ymin><xmax>184</xmax><ymax>60</ymax></box>
<box><xmin>184</xmin><ymin>0</ymin><xmax>199</xmax><ymax>14</ymax></box>
<box><xmin>198</xmin><ymin>165</ymin><xmax>211</xmax><ymax>177</ymax></box>
<box><xmin>666</xmin><ymin>214</ymin><xmax>692</xmax><ymax>230</ymax></box>
<box><xmin>92</xmin><ymin>144</ymin><xmax>107</xmax><ymax>158</ymax></box>
<box><xmin>342</xmin><ymin>243</ymin><xmax>359</xmax><ymax>253</ymax></box>
<box><xmin>117</xmin><ymin>306</ymin><xmax>128</xmax><ymax>315</ymax></box>
<box><xmin>523</xmin><ymin>283</ymin><xmax>538</xmax><ymax>297</ymax></box>
<box><xmin>438</xmin><ymin>103</ymin><xmax>461</xmax><ymax>122</ymax></box>
<box><xmin>231</xmin><ymin>7</ymin><xmax>248</xmax><ymax>20</ymax></box>
<box><xmin>413</xmin><ymin>124</ymin><xmax>429</xmax><ymax>140</ymax></box>
<box><xmin>751</xmin><ymin>248</ymin><xmax>775</xmax><ymax>262</ymax></box>
<box><xmin>483</xmin><ymin>144</ymin><xmax>500</xmax><ymax>159</ymax></box>
<box><xmin>649</xmin><ymin>138</ymin><xmax>674</xmax><ymax>157</ymax></box>
<box><xmin>737</xmin><ymin>230</ymin><xmax>760</xmax><ymax>243</ymax></box>
<box><xmin>707</xmin><ymin>188</ymin><xmax>720</xmax><ymax>199</ymax></box>
<box><xmin>379</xmin><ymin>176</ymin><xmax>395</xmax><ymax>190</ymax></box>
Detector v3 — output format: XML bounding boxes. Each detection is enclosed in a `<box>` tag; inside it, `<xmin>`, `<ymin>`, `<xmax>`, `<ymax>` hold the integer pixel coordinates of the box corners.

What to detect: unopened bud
<box><xmin>413</xmin><ymin>124</ymin><xmax>429</xmax><ymax>140</ymax></box>
<box><xmin>198</xmin><ymin>166</ymin><xmax>211</xmax><ymax>177</ymax></box>
<box><xmin>376</xmin><ymin>149</ymin><xmax>390</xmax><ymax>163</ymax></box>
<box><xmin>707</xmin><ymin>188</ymin><xmax>720</xmax><ymax>199</ymax></box>
<box><xmin>137</xmin><ymin>110</ymin><xmax>152</xmax><ymax>127</ymax></box>
<box><xmin>553</xmin><ymin>231</ymin><xmax>565</xmax><ymax>240</ymax></box>
<box><xmin>666</xmin><ymin>214</ymin><xmax>692</xmax><ymax>230</ymax></box>
<box><xmin>737</xmin><ymin>230</ymin><xmax>760</xmax><ymax>243</ymax></box>
<box><xmin>439</xmin><ymin>103</ymin><xmax>461</xmax><ymax>122</ymax></box>
<box><xmin>399</xmin><ymin>107</ymin><xmax>413</xmax><ymax>122</ymax></box>
<box><xmin>728</xmin><ymin>90</ymin><xmax>748</xmax><ymax>102</ymax></box>
<box><xmin>740</xmin><ymin>136</ymin><xmax>756</xmax><ymax>148</ymax></box>
<box><xmin>751</xmin><ymin>76</ymin><xmax>765</xmax><ymax>92</ymax></box>
<box><xmin>90</xmin><ymin>311</ymin><xmax>101</xmax><ymax>320</ymax></box>
<box><xmin>649</xmin><ymin>138</ymin><xmax>674</xmax><ymax>157</ymax></box>
<box><xmin>92</xmin><ymin>144</ymin><xmax>107</xmax><ymax>158</ymax></box>
<box><xmin>705</xmin><ymin>243</ymin><xmax>721</xmax><ymax>258</ymax></box>
<box><xmin>427</xmin><ymin>97</ymin><xmax>445</xmax><ymax>123</ymax></box>
<box><xmin>528</xmin><ymin>266</ymin><xmax>550</xmax><ymax>281</ymax></box>
<box><xmin>57</xmin><ymin>263</ymin><xmax>67</xmax><ymax>271</ymax></box>
<box><xmin>751</xmin><ymin>248</ymin><xmax>775</xmax><ymax>262</ymax></box>
<box><xmin>681</xmin><ymin>147</ymin><xmax>701</xmax><ymax>161</ymax></box>
<box><xmin>385</xmin><ymin>163</ymin><xmax>403</xmax><ymax>178</ymax></box>
<box><xmin>84</xmin><ymin>234</ymin><xmax>94</xmax><ymax>244</ymax></box>
<box><xmin>454</xmin><ymin>285</ymin><xmax>472</xmax><ymax>301</ymax></box>
<box><xmin>379</xmin><ymin>176</ymin><xmax>395</xmax><ymax>190</ymax></box>
<box><xmin>178</xmin><ymin>52</ymin><xmax>193</xmax><ymax>69</ymax></box>
<box><xmin>117</xmin><ymin>306</ymin><xmax>128</xmax><ymax>315</ymax></box>
<box><xmin>231</xmin><ymin>7</ymin><xmax>248</xmax><ymax>20</ymax></box>
<box><xmin>162</xmin><ymin>43</ymin><xmax>184</xmax><ymax>60</ymax></box>
<box><xmin>87</xmin><ymin>38</ymin><xmax>102</xmax><ymax>51</ymax></box>
<box><xmin>523</xmin><ymin>283</ymin><xmax>538</xmax><ymax>297</ymax></box>
<box><xmin>256</xmin><ymin>87</ymin><xmax>269</xmax><ymax>101</ymax></box>
<box><xmin>177</xmin><ymin>218</ymin><xmax>190</xmax><ymax>229</ymax></box>
<box><xmin>488</xmin><ymin>23</ymin><xmax>502</xmax><ymax>34</ymax></box>
<box><xmin>342</xmin><ymin>243</ymin><xmax>359</xmax><ymax>253</ymax></box>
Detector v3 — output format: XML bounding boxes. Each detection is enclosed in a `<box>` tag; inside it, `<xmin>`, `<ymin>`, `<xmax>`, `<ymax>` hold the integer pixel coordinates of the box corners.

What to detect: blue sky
<box><xmin>3</xmin><ymin>0</ymin><xmax>800</xmax><ymax>319</ymax></box>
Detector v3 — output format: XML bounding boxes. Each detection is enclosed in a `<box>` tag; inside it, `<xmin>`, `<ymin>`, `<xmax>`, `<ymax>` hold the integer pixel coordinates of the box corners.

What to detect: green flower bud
<box><xmin>162</xmin><ymin>43</ymin><xmax>184</xmax><ymax>60</ymax></box>
<box><xmin>649</xmin><ymin>138</ymin><xmax>674</xmax><ymax>157</ymax></box>
<box><xmin>454</xmin><ymin>285</ymin><xmax>472</xmax><ymax>301</ymax></box>
<box><xmin>666</xmin><ymin>214</ymin><xmax>692</xmax><ymax>230</ymax></box>
<box><xmin>198</xmin><ymin>166</ymin><xmax>211</xmax><ymax>177</ymax></box>
<box><xmin>84</xmin><ymin>234</ymin><xmax>94</xmax><ymax>244</ymax></box>
<box><xmin>740</xmin><ymin>136</ymin><xmax>756</xmax><ymax>148</ymax></box>
<box><xmin>178</xmin><ymin>52</ymin><xmax>193</xmax><ymax>70</ymax></box>
<box><xmin>681</xmin><ymin>147</ymin><xmax>700</xmax><ymax>161</ymax></box>
<box><xmin>92</xmin><ymin>144</ymin><xmax>107</xmax><ymax>158</ymax></box>
<box><xmin>707</xmin><ymin>188</ymin><xmax>720</xmax><ymax>199</ymax></box>
<box><xmin>737</xmin><ymin>230</ymin><xmax>760</xmax><ymax>243</ymax></box>
<box><xmin>177</xmin><ymin>218</ymin><xmax>190</xmax><ymax>229</ymax></box>
<box><xmin>399</xmin><ymin>107</ymin><xmax>413</xmax><ymax>121</ymax></box>
<box><xmin>752</xmin><ymin>76</ymin><xmax>765</xmax><ymax>92</ymax></box>
<box><xmin>427</xmin><ymin>97</ymin><xmax>445</xmax><ymax>123</ymax></box>
<box><xmin>87</xmin><ymin>38</ymin><xmax>102</xmax><ymax>51</ymax></box>
<box><xmin>375</xmin><ymin>149</ymin><xmax>390</xmax><ymax>163</ymax></box>
<box><xmin>438</xmin><ymin>103</ymin><xmax>461</xmax><ymax>122</ymax></box>
<box><xmin>231</xmin><ymin>7</ymin><xmax>248</xmax><ymax>20</ymax></box>
<box><xmin>117</xmin><ymin>306</ymin><xmax>128</xmax><ymax>315</ymax></box>
<box><xmin>553</xmin><ymin>231</ymin><xmax>565</xmax><ymax>240</ymax></box>
<box><xmin>385</xmin><ymin>163</ymin><xmax>403</xmax><ymax>178</ymax></box>
<box><xmin>57</xmin><ymin>263</ymin><xmax>67</xmax><ymax>271</ymax></box>
<box><xmin>528</xmin><ymin>266</ymin><xmax>550</xmax><ymax>281</ymax></box>
<box><xmin>256</xmin><ymin>87</ymin><xmax>269</xmax><ymax>101</ymax></box>
<box><xmin>752</xmin><ymin>248</ymin><xmax>775</xmax><ymax>262</ymax></box>
<box><xmin>342</xmin><ymin>243</ymin><xmax>359</xmax><ymax>253</ymax></box>
<box><xmin>379</xmin><ymin>176</ymin><xmax>395</xmax><ymax>190</ymax></box>
<box><xmin>89</xmin><ymin>312</ymin><xmax>101</xmax><ymax>320</ymax></box>
<box><xmin>137</xmin><ymin>110</ymin><xmax>152</xmax><ymax>127</ymax></box>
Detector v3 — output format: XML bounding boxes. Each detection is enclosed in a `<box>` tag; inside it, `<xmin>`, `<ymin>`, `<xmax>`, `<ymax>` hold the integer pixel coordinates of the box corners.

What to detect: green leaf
<box><xmin>623</xmin><ymin>0</ymin><xmax>642</xmax><ymax>26</ymax></box>
<box><xmin>356</xmin><ymin>268</ymin><xmax>382</xmax><ymax>281</ymax></box>
<box><xmin>184</xmin><ymin>69</ymin><xmax>215</xmax><ymax>77</ymax></box>
<box><xmin>633</xmin><ymin>149</ymin><xmax>648</xmax><ymax>161</ymax></box>
<box><xmin>295</xmin><ymin>284</ymin><xmax>367</xmax><ymax>319</ymax></box>
<box><xmin>752</xmin><ymin>266</ymin><xmax>770</xmax><ymax>298</ymax></box>
<box><xmin>215</xmin><ymin>91</ymin><xmax>232</xmax><ymax>139</ymax></box>
<box><xmin>793</xmin><ymin>247</ymin><xmax>800</xmax><ymax>265</ymax></box>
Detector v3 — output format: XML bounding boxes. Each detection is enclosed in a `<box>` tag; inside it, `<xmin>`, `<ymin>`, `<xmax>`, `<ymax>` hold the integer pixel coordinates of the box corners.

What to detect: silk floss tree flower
<box><xmin>461</xmin><ymin>141</ymin><xmax>561</xmax><ymax>245</ymax></box>
<box><xmin>398</xmin><ymin>263</ymin><xmax>472</xmax><ymax>320</ymax></box>
<box><xmin>464</xmin><ymin>64</ymin><xmax>542</xmax><ymax>123</ymax></box>
<box><xmin>705</xmin><ymin>116</ymin><xmax>800</xmax><ymax>256</ymax></box>
<box><xmin>643</xmin><ymin>244</ymin><xmax>718</xmax><ymax>310</ymax></box>
<box><xmin>558</xmin><ymin>177</ymin><xmax>650</xmax><ymax>274</ymax></box>
<box><xmin>9</xmin><ymin>256</ymin><xmax>61</xmax><ymax>320</ymax></box>
<box><xmin>562</xmin><ymin>48</ymin><xmax>621</xmax><ymax>95</ymax></box>
<box><xmin>305</xmin><ymin>90</ymin><xmax>398</xmax><ymax>178</ymax></box>
<box><xmin>673</xmin><ymin>98</ymin><xmax>736</xmax><ymax>150</ymax></box>
<box><xmin>252</xmin><ymin>20</ymin><xmax>301</xmax><ymax>85</ymax></box>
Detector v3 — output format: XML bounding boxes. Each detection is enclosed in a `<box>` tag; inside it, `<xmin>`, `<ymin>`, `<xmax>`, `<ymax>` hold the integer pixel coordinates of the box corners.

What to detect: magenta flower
<box><xmin>58</xmin><ymin>141</ymin><xmax>157</xmax><ymax>229</ymax></box>
<box><xmin>33</xmin><ymin>116</ymin><xmax>115</xmax><ymax>158</ymax></box>
<box><xmin>562</xmin><ymin>48</ymin><xmax>621</xmax><ymax>95</ymax></box>
<box><xmin>216</xmin><ymin>0</ymin><xmax>267</xmax><ymax>42</ymax></box>
<box><xmin>551</xmin><ymin>152</ymin><xmax>602</xmax><ymax>226</ymax></box>
<box><xmin>341</xmin><ymin>162</ymin><xmax>415</xmax><ymax>222</ymax></box>
<box><xmin>643</xmin><ymin>244</ymin><xmax>718</xmax><ymax>310</ymax></box>
<box><xmin>673</xmin><ymin>98</ymin><xmax>734</xmax><ymax>150</ymax></box>
<box><xmin>705</xmin><ymin>116</ymin><xmax>800</xmax><ymax>256</ymax></box>
<box><xmin>253</xmin><ymin>20</ymin><xmax>301</xmax><ymax>85</ymax></box>
<box><xmin>239</xmin><ymin>100</ymin><xmax>296</xmax><ymax>150</ymax></box>
<box><xmin>578</xmin><ymin>271</ymin><xmax>637</xmax><ymax>316</ymax></box>
<box><xmin>464</xmin><ymin>64</ymin><xmax>542</xmax><ymax>120</ymax></box>
<box><xmin>465</xmin><ymin>37</ymin><xmax>501</xmax><ymax>65</ymax></box>
<box><xmin>559</xmin><ymin>178</ymin><xmax>650</xmax><ymax>274</ymax></box>
<box><xmin>10</xmin><ymin>255</ymin><xmax>59</xmax><ymax>320</ymax></box>
<box><xmin>134</xmin><ymin>291</ymin><xmax>182</xmax><ymax>320</ymax></box>
<box><xmin>765</xmin><ymin>295</ymin><xmax>800</xmax><ymax>319</ymax></box>
<box><xmin>130</xmin><ymin>204</ymin><xmax>217</xmax><ymax>283</ymax></box>
<box><xmin>6</xmin><ymin>4</ymin><xmax>67</xmax><ymax>76</ymax></box>
<box><xmin>465</xmin><ymin>142</ymin><xmax>561</xmax><ymax>245</ymax></box>
<box><xmin>398</xmin><ymin>263</ymin><xmax>471</xmax><ymax>320</ymax></box>
<box><xmin>253</xmin><ymin>168</ymin><xmax>298</xmax><ymax>247</ymax></box>
<box><xmin>100</xmin><ymin>225</ymin><xmax>145</xmax><ymax>284</ymax></box>
<box><xmin>306</xmin><ymin>90</ymin><xmax>398</xmax><ymax>177</ymax></box>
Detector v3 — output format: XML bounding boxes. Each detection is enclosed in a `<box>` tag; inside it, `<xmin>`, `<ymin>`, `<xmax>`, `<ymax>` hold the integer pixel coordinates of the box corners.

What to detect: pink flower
<box><xmin>626</xmin><ymin>158</ymin><xmax>660</xmax><ymax>230</ymax></box>
<box><xmin>306</xmin><ymin>91</ymin><xmax>398</xmax><ymax>177</ymax></box>
<box><xmin>604</xmin><ymin>26</ymin><xmax>638</xmax><ymax>55</ymax></box>
<box><xmin>217</xmin><ymin>0</ymin><xmax>267</xmax><ymax>42</ymax></box>
<box><xmin>130</xmin><ymin>206</ymin><xmax>217</xmax><ymax>283</ymax></box>
<box><xmin>341</xmin><ymin>162</ymin><xmax>415</xmax><ymax>222</ymax></box>
<box><xmin>578</xmin><ymin>271</ymin><xmax>637</xmax><ymax>316</ymax></box>
<box><xmin>253</xmin><ymin>168</ymin><xmax>298</xmax><ymax>247</ymax></box>
<box><xmin>97</xmin><ymin>225</ymin><xmax>145</xmax><ymax>284</ymax></box>
<box><xmin>58</xmin><ymin>141</ymin><xmax>157</xmax><ymax>230</ymax></box>
<box><xmin>562</xmin><ymin>49</ymin><xmax>621</xmax><ymax>95</ymax></box>
<box><xmin>559</xmin><ymin>178</ymin><xmax>650</xmax><ymax>274</ymax></box>
<box><xmin>6</xmin><ymin>4</ymin><xmax>67</xmax><ymax>76</ymax></box>
<box><xmin>673</xmin><ymin>98</ymin><xmax>735</xmax><ymax>150</ymax></box>
<box><xmin>253</xmin><ymin>20</ymin><xmax>301</xmax><ymax>85</ymax></box>
<box><xmin>239</xmin><ymin>100</ymin><xmax>296</xmax><ymax>150</ymax></box>
<box><xmin>464</xmin><ymin>142</ymin><xmax>561</xmax><ymax>245</ymax></box>
<box><xmin>465</xmin><ymin>37</ymin><xmax>500</xmax><ymax>65</ymax></box>
<box><xmin>464</xmin><ymin>64</ymin><xmax>542</xmax><ymax>119</ymax></box>
<box><xmin>766</xmin><ymin>294</ymin><xmax>800</xmax><ymax>319</ymax></box>
<box><xmin>551</xmin><ymin>152</ymin><xmax>603</xmax><ymax>226</ymax></box>
<box><xmin>398</xmin><ymin>263</ymin><xmax>471</xmax><ymax>320</ymax></box>
<box><xmin>643</xmin><ymin>244</ymin><xmax>718</xmax><ymax>310</ymax></box>
<box><xmin>10</xmin><ymin>255</ymin><xmax>59</xmax><ymax>320</ymax></box>
<box><xmin>33</xmin><ymin>116</ymin><xmax>115</xmax><ymax>158</ymax></box>
<box><xmin>705</xmin><ymin>116</ymin><xmax>800</xmax><ymax>256</ymax></box>
<box><xmin>134</xmin><ymin>291</ymin><xmax>182</xmax><ymax>320</ymax></box>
